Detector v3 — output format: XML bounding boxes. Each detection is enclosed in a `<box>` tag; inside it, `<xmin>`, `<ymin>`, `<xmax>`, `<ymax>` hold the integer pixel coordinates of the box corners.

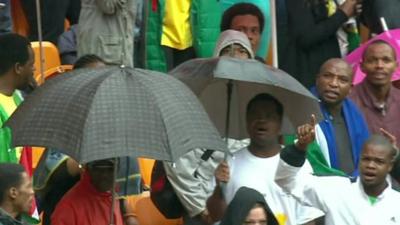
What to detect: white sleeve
<box><xmin>275</xmin><ymin>158</ymin><xmax>330</xmax><ymax>213</ymax></box>
<box><xmin>163</xmin><ymin>149</ymin><xmax>223</xmax><ymax>217</ymax></box>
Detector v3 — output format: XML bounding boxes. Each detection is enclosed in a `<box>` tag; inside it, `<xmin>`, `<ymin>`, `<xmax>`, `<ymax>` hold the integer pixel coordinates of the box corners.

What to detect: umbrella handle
<box><xmin>224</xmin><ymin>80</ymin><xmax>233</xmax><ymax>160</ymax></box>
<box><xmin>109</xmin><ymin>157</ymin><xmax>118</xmax><ymax>225</ymax></box>
<box><xmin>380</xmin><ymin>17</ymin><xmax>389</xmax><ymax>33</ymax></box>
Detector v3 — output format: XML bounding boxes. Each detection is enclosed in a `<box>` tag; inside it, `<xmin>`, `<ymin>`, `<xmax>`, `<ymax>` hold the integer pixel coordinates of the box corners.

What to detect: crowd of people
<box><xmin>1</xmin><ymin>1</ymin><xmax>400</xmax><ymax>225</ymax></box>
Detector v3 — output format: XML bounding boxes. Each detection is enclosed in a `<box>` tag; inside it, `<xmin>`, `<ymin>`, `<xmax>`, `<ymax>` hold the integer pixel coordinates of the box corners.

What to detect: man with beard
<box><xmin>0</xmin><ymin>33</ymin><xmax>35</xmax><ymax>163</ymax></box>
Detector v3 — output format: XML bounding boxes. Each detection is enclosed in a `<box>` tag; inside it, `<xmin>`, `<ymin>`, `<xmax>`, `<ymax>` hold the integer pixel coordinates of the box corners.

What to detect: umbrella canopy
<box><xmin>5</xmin><ymin>66</ymin><xmax>227</xmax><ymax>163</ymax></box>
<box><xmin>169</xmin><ymin>57</ymin><xmax>322</xmax><ymax>139</ymax></box>
<box><xmin>346</xmin><ymin>28</ymin><xmax>400</xmax><ymax>84</ymax></box>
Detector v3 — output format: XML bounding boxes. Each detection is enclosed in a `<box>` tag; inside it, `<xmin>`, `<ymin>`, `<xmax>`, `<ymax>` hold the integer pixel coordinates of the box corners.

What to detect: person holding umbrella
<box><xmin>51</xmin><ymin>159</ymin><xmax>124</xmax><ymax>225</ymax></box>
<box><xmin>207</xmin><ymin>93</ymin><xmax>323</xmax><ymax>225</ymax></box>
<box><xmin>34</xmin><ymin>55</ymin><xmax>140</xmax><ymax>225</ymax></box>
<box><xmin>161</xmin><ymin>32</ymin><xmax>256</xmax><ymax>225</ymax></box>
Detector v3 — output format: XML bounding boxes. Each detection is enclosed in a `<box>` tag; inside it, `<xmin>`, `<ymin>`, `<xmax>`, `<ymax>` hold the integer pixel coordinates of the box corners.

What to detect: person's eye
<box><xmin>239</xmin><ymin>49</ymin><xmax>248</xmax><ymax>54</ymax></box>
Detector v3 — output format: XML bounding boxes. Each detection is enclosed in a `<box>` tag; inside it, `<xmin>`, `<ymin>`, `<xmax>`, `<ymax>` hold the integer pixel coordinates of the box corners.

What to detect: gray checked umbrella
<box><xmin>169</xmin><ymin>57</ymin><xmax>322</xmax><ymax>139</ymax></box>
<box><xmin>5</xmin><ymin>66</ymin><xmax>227</xmax><ymax>163</ymax></box>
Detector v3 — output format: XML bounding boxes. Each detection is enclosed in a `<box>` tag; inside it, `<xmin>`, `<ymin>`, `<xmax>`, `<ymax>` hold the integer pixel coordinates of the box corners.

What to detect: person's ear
<box><xmin>9</xmin><ymin>187</ymin><xmax>18</xmax><ymax>200</ymax></box>
<box><xmin>14</xmin><ymin>62</ymin><xmax>23</xmax><ymax>75</ymax></box>
<box><xmin>388</xmin><ymin>161</ymin><xmax>394</xmax><ymax>174</ymax></box>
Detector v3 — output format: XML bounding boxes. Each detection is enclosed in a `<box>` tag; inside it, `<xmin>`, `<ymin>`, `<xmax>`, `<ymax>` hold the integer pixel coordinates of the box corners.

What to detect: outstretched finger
<box><xmin>310</xmin><ymin>114</ymin><xmax>317</xmax><ymax>127</ymax></box>
<box><xmin>380</xmin><ymin>128</ymin><xmax>397</xmax><ymax>146</ymax></box>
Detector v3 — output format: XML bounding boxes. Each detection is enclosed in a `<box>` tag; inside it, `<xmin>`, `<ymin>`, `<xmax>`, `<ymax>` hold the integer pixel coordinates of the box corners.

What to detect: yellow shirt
<box><xmin>0</xmin><ymin>92</ymin><xmax>22</xmax><ymax>159</ymax></box>
<box><xmin>0</xmin><ymin>93</ymin><xmax>18</xmax><ymax>119</ymax></box>
<box><xmin>161</xmin><ymin>0</ymin><xmax>193</xmax><ymax>50</ymax></box>
<box><xmin>326</xmin><ymin>0</ymin><xmax>336</xmax><ymax>16</ymax></box>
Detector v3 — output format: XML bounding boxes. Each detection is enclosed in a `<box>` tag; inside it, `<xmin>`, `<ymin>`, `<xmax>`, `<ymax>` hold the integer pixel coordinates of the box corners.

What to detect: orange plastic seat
<box><xmin>43</xmin><ymin>65</ymin><xmax>73</xmax><ymax>81</ymax></box>
<box><xmin>135</xmin><ymin>196</ymin><xmax>183</xmax><ymax>225</ymax></box>
<box><xmin>138</xmin><ymin>158</ymin><xmax>155</xmax><ymax>188</ymax></box>
<box><xmin>31</xmin><ymin>41</ymin><xmax>61</xmax><ymax>84</ymax></box>
<box><xmin>31</xmin><ymin>147</ymin><xmax>45</xmax><ymax>169</ymax></box>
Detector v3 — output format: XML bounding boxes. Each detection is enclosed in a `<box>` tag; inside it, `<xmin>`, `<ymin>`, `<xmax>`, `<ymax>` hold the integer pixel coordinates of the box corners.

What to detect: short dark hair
<box><xmin>246</xmin><ymin>93</ymin><xmax>284</xmax><ymax>120</ymax></box>
<box><xmin>363</xmin><ymin>135</ymin><xmax>398</xmax><ymax>161</ymax></box>
<box><xmin>220</xmin><ymin>3</ymin><xmax>264</xmax><ymax>33</ymax></box>
<box><xmin>0</xmin><ymin>163</ymin><xmax>25</xmax><ymax>203</ymax></box>
<box><xmin>74</xmin><ymin>54</ymin><xmax>106</xmax><ymax>69</ymax></box>
<box><xmin>0</xmin><ymin>33</ymin><xmax>31</xmax><ymax>75</ymax></box>
<box><xmin>362</xmin><ymin>39</ymin><xmax>397</xmax><ymax>61</ymax></box>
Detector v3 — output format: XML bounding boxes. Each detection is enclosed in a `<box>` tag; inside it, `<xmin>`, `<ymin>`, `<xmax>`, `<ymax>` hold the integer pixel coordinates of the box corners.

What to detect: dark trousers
<box><xmin>21</xmin><ymin>0</ymin><xmax>81</xmax><ymax>44</ymax></box>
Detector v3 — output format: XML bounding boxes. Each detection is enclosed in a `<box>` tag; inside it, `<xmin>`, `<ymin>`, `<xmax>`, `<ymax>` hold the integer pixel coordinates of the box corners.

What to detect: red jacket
<box><xmin>51</xmin><ymin>171</ymin><xmax>123</xmax><ymax>225</ymax></box>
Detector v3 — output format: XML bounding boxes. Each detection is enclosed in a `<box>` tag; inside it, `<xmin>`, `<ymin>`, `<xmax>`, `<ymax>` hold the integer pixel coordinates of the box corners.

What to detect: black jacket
<box><xmin>361</xmin><ymin>0</ymin><xmax>400</xmax><ymax>34</ymax></box>
<box><xmin>0</xmin><ymin>209</ymin><xmax>28</xmax><ymax>225</ymax></box>
<box><xmin>220</xmin><ymin>187</ymin><xmax>279</xmax><ymax>225</ymax></box>
<box><xmin>280</xmin><ymin>0</ymin><xmax>348</xmax><ymax>88</ymax></box>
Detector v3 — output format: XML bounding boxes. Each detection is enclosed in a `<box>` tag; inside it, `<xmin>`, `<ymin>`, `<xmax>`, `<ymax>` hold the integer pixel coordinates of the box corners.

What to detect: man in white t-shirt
<box><xmin>275</xmin><ymin>116</ymin><xmax>400</xmax><ymax>225</ymax></box>
<box><xmin>207</xmin><ymin>93</ymin><xmax>323</xmax><ymax>225</ymax></box>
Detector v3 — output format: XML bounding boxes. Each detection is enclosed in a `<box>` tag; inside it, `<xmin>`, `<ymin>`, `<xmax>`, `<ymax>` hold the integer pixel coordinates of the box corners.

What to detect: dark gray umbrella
<box><xmin>169</xmin><ymin>57</ymin><xmax>322</xmax><ymax>139</ymax></box>
<box><xmin>5</xmin><ymin>66</ymin><xmax>227</xmax><ymax>163</ymax></box>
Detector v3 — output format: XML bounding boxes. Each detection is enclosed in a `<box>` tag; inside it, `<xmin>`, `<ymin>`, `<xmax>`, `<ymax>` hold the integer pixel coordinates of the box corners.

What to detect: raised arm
<box><xmin>275</xmin><ymin>115</ymin><xmax>331</xmax><ymax>211</ymax></box>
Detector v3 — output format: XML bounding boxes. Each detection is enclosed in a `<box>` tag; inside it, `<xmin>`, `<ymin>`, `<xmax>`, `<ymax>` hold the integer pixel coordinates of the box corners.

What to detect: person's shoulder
<box><xmin>388</xmin><ymin>187</ymin><xmax>400</xmax><ymax>197</ymax></box>
<box><xmin>390</xmin><ymin>85</ymin><xmax>400</xmax><ymax>98</ymax></box>
<box><xmin>315</xmin><ymin>173</ymin><xmax>353</xmax><ymax>185</ymax></box>
<box><xmin>232</xmin><ymin>146</ymin><xmax>248</xmax><ymax>155</ymax></box>
<box><xmin>348</xmin><ymin>83</ymin><xmax>363</xmax><ymax>99</ymax></box>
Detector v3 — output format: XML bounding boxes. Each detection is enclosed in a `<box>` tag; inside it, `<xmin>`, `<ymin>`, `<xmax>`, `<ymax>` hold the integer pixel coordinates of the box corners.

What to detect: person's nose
<box><xmin>366</xmin><ymin>160</ymin><xmax>377</xmax><ymax>169</ymax></box>
<box><xmin>375</xmin><ymin>59</ymin><xmax>385</xmax><ymax>69</ymax></box>
<box><xmin>242</xmin><ymin>29</ymin><xmax>254</xmax><ymax>41</ymax></box>
<box><xmin>328</xmin><ymin>76</ymin><xmax>339</xmax><ymax>87</ymax></box>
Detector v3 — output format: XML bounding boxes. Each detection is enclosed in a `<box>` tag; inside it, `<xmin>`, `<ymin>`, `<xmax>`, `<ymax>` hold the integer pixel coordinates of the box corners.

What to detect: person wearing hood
<box><xmin>161</xmin><ymin>29</ymin><xmax>254</xmax><ymax>225</ymax></box>
<box><xmin>220</xmin><ymin>187</ymin><xmax>278</xmax><ymax>225</ymax></box>
<box><xmin>214</xmin><ymin>30</ymin><xmax>254</xmax><ymax>59</ymax></box>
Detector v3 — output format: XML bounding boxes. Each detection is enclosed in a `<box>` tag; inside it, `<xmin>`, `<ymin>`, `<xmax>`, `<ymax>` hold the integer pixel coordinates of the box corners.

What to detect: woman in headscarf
<box><xmin>214</xmin><ymin>29</ymin><xmax>254</xmax><ymax>59</ymax></box>
<box><xmin>220</xmin><ymin>186</ymin><xmax>279</xmax><ymax>225</ymax></box>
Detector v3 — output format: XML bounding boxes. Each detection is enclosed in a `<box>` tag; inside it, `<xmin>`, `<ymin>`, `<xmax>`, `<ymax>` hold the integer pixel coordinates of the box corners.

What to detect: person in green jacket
<box><xmin>0</xmin><ymin>33</ymin><xmax>35</xmax><ymax>163</ymax></box>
